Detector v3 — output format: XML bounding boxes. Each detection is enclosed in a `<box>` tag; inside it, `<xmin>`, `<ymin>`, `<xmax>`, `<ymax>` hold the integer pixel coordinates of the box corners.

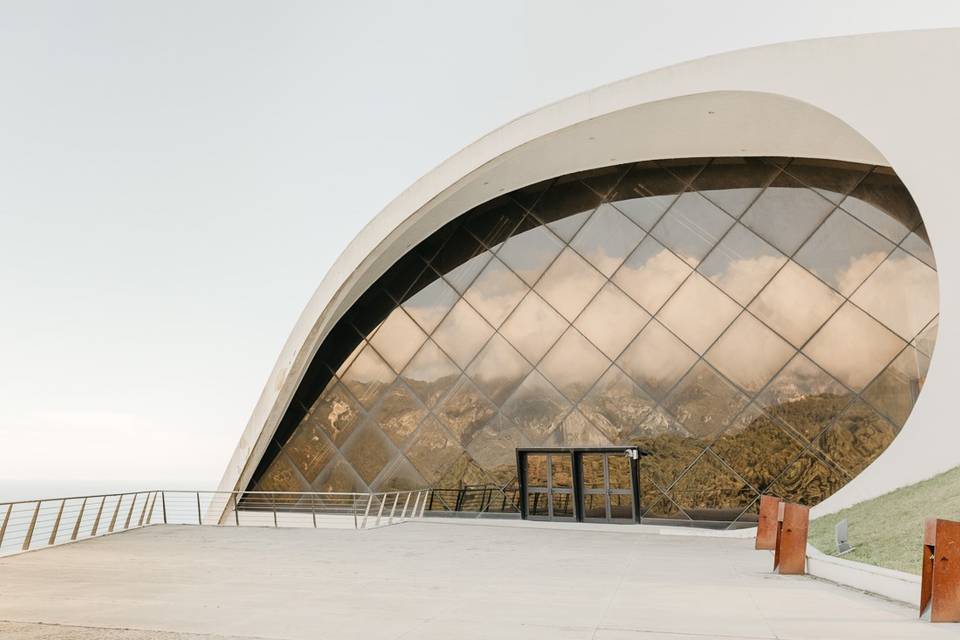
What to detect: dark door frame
<box><xmin>516</xmin><ymin>447</ymin><xmax>643</xmax><ymax>524</ymax></box>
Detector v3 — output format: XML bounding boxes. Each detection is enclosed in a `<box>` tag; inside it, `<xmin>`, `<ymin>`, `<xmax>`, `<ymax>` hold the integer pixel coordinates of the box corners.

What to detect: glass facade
<box><xmin>249</xmin><ymin>157</ymin><xmax>938</xmax><ymax>527</ymax></box>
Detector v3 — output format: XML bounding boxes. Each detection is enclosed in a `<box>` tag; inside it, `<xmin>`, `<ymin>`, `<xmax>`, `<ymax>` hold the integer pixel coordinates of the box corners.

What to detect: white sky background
<box><xmin>1</xmin><ymin>1</ymin><xmax>958</xmax><ymax>501</ymax></box>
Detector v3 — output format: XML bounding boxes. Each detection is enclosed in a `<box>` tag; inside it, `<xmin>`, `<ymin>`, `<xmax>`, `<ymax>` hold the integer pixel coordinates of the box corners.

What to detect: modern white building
<box><xmin>218</xmin><ymin>29</ymin><xmax>957</xmax><ymax>527</ymax></box>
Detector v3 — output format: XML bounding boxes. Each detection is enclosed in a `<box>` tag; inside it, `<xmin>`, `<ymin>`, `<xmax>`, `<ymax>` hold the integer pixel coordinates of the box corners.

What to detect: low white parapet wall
<box><xmin>806</xmin><ymin>545</ymin><xmax>920</xmax><ymax>606</ymax></box>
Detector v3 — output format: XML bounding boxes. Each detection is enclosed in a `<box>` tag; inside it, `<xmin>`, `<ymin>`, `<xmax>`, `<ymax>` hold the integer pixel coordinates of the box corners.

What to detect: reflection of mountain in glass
<box><xmin>248</xmin><ymin>157</ymin><xmax>937</xmax><ymax>527</ymax></box>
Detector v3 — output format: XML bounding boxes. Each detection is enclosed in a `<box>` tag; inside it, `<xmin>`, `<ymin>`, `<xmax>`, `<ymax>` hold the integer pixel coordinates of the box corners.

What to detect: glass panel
<box><xmin>691</xmin><ymin>157</ymin><xmax>780</xmax><ymax>217</ymax></box>
<box><xmin>339</xmin><ymin>420</ymin><xmax>398</xmax><ymax>485</ymax></box>
<box><xmin>534</xmin><ymin>247</ymin><xmax>607</xmax><ymax>321</ymax></box>
<box><xmin>840</xmin><ymin>167</ymin><xmax>920</xmax><ymax>242</ymax></box>
<box><xmin>442</xmin><ymin>251</ymin><xmax>492</xmax><ymax>294</ymax></box>
<box><xmin>499</xmin><ymin>291</ymin><xmax>568</xmax><ymax>365</ymax></box>
<box><xmin>552</xmin><ymin>493</ymin><xmax>575</xmax><ymax>519</ymax></box>
<box><xmin>304</xmin><ymin>378</ymin><xmax>363</xmax><ymax>447</ymax></box>
<box><xmin>526</xmin><ymin>454</ymin><xmax>548</xmax><ymax>487</ymax></box>
<box><xmin>283</xmin><ymin>418</ymin><xmax>336</xmax><ymax>483</ymax></box>
<box><xmin>569</xmin><ymin>203</ymin><xmax>645</xmax><ymax>276</ymax></box>
<box><xmin>771</xmin><ymin>452</ymin><xmax>847</xmax><ymax>506</ymax></box>
<box><xmin>578</xmin><ymin>164</ymin><xmax>632</xmax><ymax>198</ymax></box>
<box><xmin>495</xmin><ymin>217</ymin><xmax>565</xmax><ymax>286</ymax></box>
<box><xmin>547</xmin><ymin>210</ymin><xmax>590</xmax><ymax>242</ymax></box>
<box><xmin>369</xmin><ymin>381</ymin><xmax>428</xmax><ymax>448</ymax></box>
<box><xmin>401</xmin><ymin>275</ymin><xmax>459</xmax><ymax>334</ymax></box>
<box><xmin>663</xmin><ymin>361</ymin><xmax>750</xmax><ymax>440</ymax></box>
<box><xmin>815</xmin><ymin>399</ymin><xmax>898</xmax><ymax>478</ymax></box>
<box><xmin>465</xmin><ymin>333</ymin><xmax>532</xmax><ymax>405</ymax></box>
<box><xmin>501</xmin><ymin>370</ymin><xmax>571</xmax><ymax>445</ymax></box>
<box><xmin>538</xmin><ymin>327</ymin><xmax>610</xmax><ymax>403</ymax></box>
<box><xmin>531</xmin><ymin>175</ymin><xmax>605</xmax><ymax>225</ymax></box>
<box><xmin>349</xmin><ymin>288</ymin><xmax>396</xmax><ymax>336</ymax></box>
<box><xmin>659</xmin><ymin>158</ymin><xmax>708</xmax><ymax>183</ymax></box>
<box><xmin>794</xmin><ymin>209</ymin><xmax>893</xmax><ymax>296</ymax></box>
<box><xmin>607</xmin><ymin>455</ymin><xmax>633</xmax><ymax>490</ymax></box>
<box><xmin>755</xmin><ymin>353</ymin><xmax>852</xmax><ymax>442</ymax></box>
<box><xmin>551</xmin><ymin>454</ymin><xmax>573</xmax><ymax>488</ymax></box>
<box><xmin>748</xmin><ymin>262</ymin><xmax>843</xmax><ymax>348</ymax></box>
<box><xmin>851</xmin><ymin>248</ymin><xmax>939</xmax><ymax>341</ymax></box>
<box><xmin>404</xmin><ymin>416</ymin><xmax>464</xmax><ymax>485</ymax></box>
<box><xmin>804</xmin><ymin>302</ymin><xmax>906</xmax><ymax>391</ymax></box>
<box><xmin>368</xmin><ymin>308</ymin><xmax>427</xmax><ymax>374</ymax></box>
<box><xmin>256</xmin><ymin>453</ymin><xmax>308</xmax><ymax>493</ymax></box>
<box><xmin>782</xmin><ymin>158</ymin><xmax>869</xmax><ymax>204</ymax></box>
<box><xmin>553</xmin><ymin>409</ymin><xmax>612</xmax><ymax>447</ymax></box>
<box><xmin>339</xmin><ymin>342</ymin><xmax>395</xmax><ymax>410</ymax></box>
<box><xmin>574</xmin><ymin>282</ymin><xmax>650</xmax><ymax>359</ymax></box>
<box><xmin>429</xmin><ymin>226</ymin><xmax>489</xmax><ymax>290</ymax></box>
<box><xmin>740</xmin><ymin>172</ymin><xmax>836</xmax><ymax>255</ymax></box>
<box><xmin>437</xmin><ymin>451</ymin><xmax>493</xmax><ymax>489</ymax></box>
<box><xmin>581</xmin><ymin>454</ymin><xmax>606</xmax><ymax>490</ymax></box>
<box><xmin>642</xmin><ymin>494</ymin><xmax>690</xmax><ymax>520</ymax></box>
<box><xmin>609</xmin><ymin>161</ymin><xmax>686</xmax><ymax>230</ymax></box>
<box><xmin>635</xmin><ymin>411</ymin><xmax>705</xmax><ymax>491</ymax></box>
<box><xmin>381</xmin><ymin>252</ymin><xmax>430</xmax><ymax>304</ymax></box>
<box><xmin>431</xmin><ymin>298</ymin><xmax>495</xmax><ymax>369</ymax></box>
<box><xmin>579</xmin><ymin>365</ymin><xmax>657</xmax><ymax>444</ymax></box>
<box><xmin>705</xmin><ymin>312</ymin><xmax>795</xmax><ymax>393</ymax></box>
<box><xmin>462</xmin><ymin>197</ymin><xmax>526</xmax><ymax>250</ymax></box>
<box><xmin>861</xmin><ymin>346</ymin><xmax>929</xmax><ymax>427</ymax></box>
<box><xmin>912</xmin><ymin>317</ymin><xmax>938</xmax><ymax>357</ymax></box>
<box><xmin>697</xmin><ymin>223</ymin><xmax>786</xmax><ymax>306</ymax></box>
<box><xmin>372</xmin><ymin>456</ymin><xmax>427</xmax><ymax>492</ymax></box>
<box><xmin>650</xmin><ymin>192</ymin><xmax>735</xmax><ymax>267</ymax></box>
<box><xmin>656</xmin><ymin>272</ymin><xmax>741</xmax><ymax>354</ymax></box>
<box><xmin>527</xmin><ymin>492</ymin><xmax>549</xmax><ymax>517</ymax></box>
<box><xmin>711</xmin><ymin>404</ymin><xmax>805</xmax><ymax>492</ymax></box>
<box><xmin>466</xmin><ymin>414</ymin><xmax>529</xmax><ymax>486</ymax></box>
<box><xmin>669</xmin><ymin>452</ymin><xmax>757</xmax><ymax>522</ymax></box>
<box><xmin>582</xmin><ymin>493</ymin><xmax>606</xmax><ymax>519</ymax></box>
<box><xmin>612</xmin><ymin>236</ymin><xmax>692</xmax><ymax>314</ymax></box>
<box><xmin>609</xmin><ymin>494</ymin><xmax>634</xmax><ymax>520</ymax></box>
<box><xmin>462</xmin><ymin>257</ymin><xmax>527</xmax><ymax>329</ymax></box>
<box><xmin>401</xmin><ymin>340</ymin><xmax>460</xmax><ymax>408</ymax></box>
<box><xmin>435</xmin><ymin>375</ymin><xmax>498</xmax><ymax>449</ymax></box>
<box><xmin>617</xmin><ymin>319</ymin><xmax>698</xmax><ymax>400</ymax></box>
<box><xmin>313</xmin><ymin>454</ymin><xmax>368</xmax><ymax>493</ymax></box>
<box><xmin>901</xmin><ymin>224</ymin><xmax>936</xmax><ymax>269</ymax></box>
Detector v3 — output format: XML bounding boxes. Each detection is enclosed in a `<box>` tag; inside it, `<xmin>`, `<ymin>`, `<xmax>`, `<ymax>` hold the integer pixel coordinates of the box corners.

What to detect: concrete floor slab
<box><xmin>0</xmin><ymin>522</ymin><xmax>956</xmax><ymax>639</ymax></box>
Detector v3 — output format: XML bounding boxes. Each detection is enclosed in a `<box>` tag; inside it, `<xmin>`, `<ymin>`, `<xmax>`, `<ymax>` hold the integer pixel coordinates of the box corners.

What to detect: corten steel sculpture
<box><xmin>921</xmin><ymin>518</ymin><xmax>960</xmax><ymax>622</ymax></box>
<box><xmin>772</xmin><ymin>502</ymin><xmax>809</xmax><ymax>575</ymax></box>
<box><xmin>756</xmin><ymin>495</ymin><xmax>781</xmax><ymax>550</ymax></box>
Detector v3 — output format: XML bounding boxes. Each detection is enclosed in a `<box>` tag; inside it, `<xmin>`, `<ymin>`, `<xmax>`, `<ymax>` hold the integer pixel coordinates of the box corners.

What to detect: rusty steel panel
<box><xmin>921</xmin><ymin>518</ymin><xmax>960</xmax><ymax>623</ymax></box>
<box><xmin>775</xmin><ymin>502</ymin><xmax>809</xmax><ymax>575</ymax></box>
<box><xmin>756</xmin><ymin>495</ymin><xmax>780</xmax><ymax>550</ymax></box>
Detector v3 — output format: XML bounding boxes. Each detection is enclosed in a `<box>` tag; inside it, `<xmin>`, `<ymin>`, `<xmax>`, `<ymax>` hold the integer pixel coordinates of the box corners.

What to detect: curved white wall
<box><xmin>219</xmin><ymin>29</ymin><xmax>960</xmax><ymax>519</ymax></box>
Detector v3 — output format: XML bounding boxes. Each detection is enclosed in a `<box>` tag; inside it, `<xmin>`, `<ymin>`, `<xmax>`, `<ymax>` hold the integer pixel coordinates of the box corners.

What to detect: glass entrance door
<box><xmin>524</xmin><ymin>452</ymin><xmax>574</xmax><ymax>521</ymax></box>
<box><xmin>581</xmin><ymin>453</ymin><xmax>636</xmax><ymax>523</ymax></box>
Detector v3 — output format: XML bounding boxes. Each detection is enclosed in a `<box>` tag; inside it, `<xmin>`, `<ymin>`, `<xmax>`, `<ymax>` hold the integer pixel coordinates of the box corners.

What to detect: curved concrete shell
<box><xmin>219</xmin><ymin>29</ymin><xmax>960</xmax><ymax>522</ymax></box>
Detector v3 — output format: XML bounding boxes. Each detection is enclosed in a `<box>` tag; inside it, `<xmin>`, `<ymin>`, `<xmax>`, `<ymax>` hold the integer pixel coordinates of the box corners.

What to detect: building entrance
<box><xmin>517</xmin><ymin>447</ymin><xmax>641</xmax><ymax>524</ymax></box>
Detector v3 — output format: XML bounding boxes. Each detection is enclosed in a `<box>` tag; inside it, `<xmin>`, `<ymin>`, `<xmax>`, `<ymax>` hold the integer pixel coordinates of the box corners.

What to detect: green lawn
<box><xmin>808</xmin><ymin>465</ymin><xmax>960</xmax><ymax>575</ymax></box>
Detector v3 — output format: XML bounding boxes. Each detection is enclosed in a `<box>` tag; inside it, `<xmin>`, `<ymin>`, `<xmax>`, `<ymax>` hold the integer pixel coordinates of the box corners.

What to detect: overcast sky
<box><xmin>1</xmin><ymin>1</ymin><xmax>958</xmax><ymax>501</ymax></box>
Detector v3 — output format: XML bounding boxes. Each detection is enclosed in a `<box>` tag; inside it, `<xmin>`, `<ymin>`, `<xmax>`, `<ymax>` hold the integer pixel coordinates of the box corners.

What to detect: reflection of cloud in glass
<box><xmin>851</xmin><ymin>248</ymin><xmax>939</xmax><ymax>340</ymax></box>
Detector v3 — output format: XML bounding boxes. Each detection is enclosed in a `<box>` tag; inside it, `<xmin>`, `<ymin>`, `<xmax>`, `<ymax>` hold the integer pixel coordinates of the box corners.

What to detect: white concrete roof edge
<box><xmin>218</xmin><ymin>28</ymin><xmax>960</xmax><ymax>524</ymax></box>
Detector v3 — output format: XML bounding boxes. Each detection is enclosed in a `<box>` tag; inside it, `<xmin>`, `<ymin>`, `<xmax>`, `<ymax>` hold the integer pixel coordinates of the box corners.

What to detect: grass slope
<box><xmin>809</xmin><ymin>465</ymin><xmax>960</xmax><ymax>574</ymax></box>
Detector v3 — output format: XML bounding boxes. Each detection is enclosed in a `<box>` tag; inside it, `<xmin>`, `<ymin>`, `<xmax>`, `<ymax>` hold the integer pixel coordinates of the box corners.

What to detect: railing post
<box><xmin>124</xmin><ymin>493</ymin><xmax>137</xmax><ymax>529</ymax></box>
<box><xmin>420</xmin><ymin>490</ymin><xmax>429</xmax><ymax>518</ymax></box>
<box><xmin>411</xmin><ymin>491</ymin><xmax>421</xmax><ymax>522</ymax></box>
<box><xmin>360</xmin><ymin>494</ymin><xmax>373</xmax><ymax>529</ymax></box>
<box><xmin>137</xmin><ymin>493</ymin><xmax>150</xmax><ymax>527</ymax></box>
<box><xmin>48</xmin><ymin>499</ymin><xmax>66</xmax><ymax>545</ymax></box>
<box><xmin>400</xmin><ymin>492</ymin><xmax>411</xmax><ymax>521</ymax></box>
<box><xmin>22</xmin><ymin>501</ymin><xmax>41</xmax><ymax>551</ymax></box>
<box><xmin>273</xmin><ymin>494</ymin><xmax>278</xmax><ymax>528</ymax></box>
<box><xmin>374</xmin><ymin>494</ymin><xmax>387</xmax><ymax>527</ymax></box>
<box><xmin>232</xmin><ymin>493</ymin><xmax>239</xmax><ymax>526</ymax></box>
<box><xmin>108</xmin><ymin>494</ymin><xmax>124</xmax><ymax>533</ymax></box>
<box><xmin>91</xmin><ymin>496</ymin><xmax>106</xmax><ymax>536</ymax></box>
<box><xmin>196</xmin><ymin>492</ymin><xmax>202</xmax><ymax>525</ymax></box>
<box><xmin>145</xmin><ymin>492</ymin><xmax>156</xmax><ymax>525</ymax></box>
<box><xmin>388</xmin><ymin>492</ymin><xmax>399</xmax><ymax>525</ymax></box>
<box><xmin>161</xmin><ymin>491</ymin><xmax>167</xmax><ymax>524</ymax></box>
<box><xmin>312</xmin><ymin>494</ymin><xmax>317</xmax><ymax>529</ymax></box>
<box><xmin>0</xmin><ymin>503</ymin><xmax>12</xmax><ymax>549</ymax></box>
<box><xmin>71</xmin><ymin>497</ymin><xmax>88</xmax><ymax>540</ymax></box>
<box><xmin>353</xmin><ymin>495</ymin><xmax>358</xmax><ymax>529</ymax></box>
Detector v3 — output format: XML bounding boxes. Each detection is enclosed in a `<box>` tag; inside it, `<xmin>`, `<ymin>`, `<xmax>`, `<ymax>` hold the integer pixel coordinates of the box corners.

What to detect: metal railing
<box><xmin>426</xmin><ymin>485</ymin><xmax>520</xmax><ymax>514</ymax></box>
<box><xmin>0</xmin><ymin>489</ymin><xmax>430</xmax><ymax>557</ymax></box>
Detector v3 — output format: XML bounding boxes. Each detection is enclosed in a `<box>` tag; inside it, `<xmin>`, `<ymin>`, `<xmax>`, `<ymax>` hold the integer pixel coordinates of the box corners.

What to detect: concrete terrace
<box><xmin>1</xmin><ymin>520</ymin><xmax>957</xmax><ymax>640</ymax></box>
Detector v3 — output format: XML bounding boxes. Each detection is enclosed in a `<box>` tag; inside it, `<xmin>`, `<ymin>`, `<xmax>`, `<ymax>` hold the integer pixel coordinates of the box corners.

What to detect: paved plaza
<box><xmin>1</xmin><ymin>520</ymin><xmax>957</xmax><ymax>639</ymax></box>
